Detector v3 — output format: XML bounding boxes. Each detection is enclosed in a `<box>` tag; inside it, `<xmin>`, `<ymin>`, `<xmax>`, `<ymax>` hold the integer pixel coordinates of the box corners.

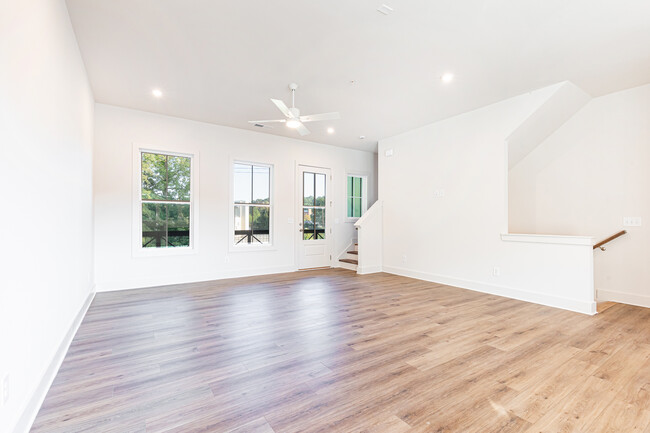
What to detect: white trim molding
<box><xmin>15</xmin><ymin>290</ymin><xmax>95</xmax><ymax>433</ymax></box>
<box><xmin>597</xmin><ymin>289</ymin><xmax>650</xmax><ymax>309</ymax></box>
<box><xmin>501</xmin><ymin>233</ymin><xmax>595</xmax><ymax>246</ymax></box>
<box><xmin>383</xmin><ymin>265</ymin><xmax>597</xmax><ymax>315</ymax></box>
<box><xmin>95</xmin><ymin>265</ymin><xmax>298</xmax><ymax>293</ymax></box>
<box><xmin>358</xmin><ymin>265</ymin><xmax>383</xmax><ymax>275</ymax></box>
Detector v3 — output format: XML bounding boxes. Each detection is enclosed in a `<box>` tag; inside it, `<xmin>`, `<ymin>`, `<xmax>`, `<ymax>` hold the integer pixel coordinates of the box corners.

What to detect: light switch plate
<box><xmin>385</xmin><ymin>148</ymin><xmax>394</xmax><ymax>157</ymax></box>
<box><xmin>623</xmin><ymin>216</ymin><xmax>642</xmax><ymax>227</ymax></box>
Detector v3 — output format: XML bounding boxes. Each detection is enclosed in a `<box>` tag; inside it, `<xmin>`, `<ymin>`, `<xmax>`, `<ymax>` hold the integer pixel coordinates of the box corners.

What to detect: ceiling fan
<box><xmin>248</xmin><ymin>83</ymin><xmax>340</xmax><ymax>136</ymax></box>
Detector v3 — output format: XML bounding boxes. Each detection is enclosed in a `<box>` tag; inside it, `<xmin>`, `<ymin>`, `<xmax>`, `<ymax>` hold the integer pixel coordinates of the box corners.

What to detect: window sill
<box><xmin>132</xmin><ymin>247</ymin><xmax>197</xmax><ymax>258</ymax></box>
<box><xmin>228</xmin><ymin>245</ymin><xmax>277</xmax><ymax>253</ymax></box>
<box><xmin>346</xmin><ymin>217</ymin><xmax>361</xmax><ymax>223</ymax></box>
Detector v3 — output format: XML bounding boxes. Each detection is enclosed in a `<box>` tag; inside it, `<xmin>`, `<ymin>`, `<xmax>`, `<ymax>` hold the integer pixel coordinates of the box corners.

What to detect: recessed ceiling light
<box><xmin>152</xmin><ymin>88</ymin><xmax>163</xmax><ymax>98</ymax></box>
<box><xmin>327</xmin><ymin>127</ymin><xmax>335</xmax><ymax>134</ymax></box>
<box><xmin>441</xmin><ymin>73</ymin><xmax>454</xmax><ymax>84</ymax></box>
<box><xmin>359</xmin><ymin>135</ymin><xmax>366</xmax><ymax>139</ymax></box>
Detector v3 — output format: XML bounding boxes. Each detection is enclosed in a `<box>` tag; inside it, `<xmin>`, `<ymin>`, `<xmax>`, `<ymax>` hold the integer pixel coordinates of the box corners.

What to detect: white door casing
<box><xmin>296</xmin><ymin>165</ymin><xmax>332</xmax><ymax>269</ymax></box>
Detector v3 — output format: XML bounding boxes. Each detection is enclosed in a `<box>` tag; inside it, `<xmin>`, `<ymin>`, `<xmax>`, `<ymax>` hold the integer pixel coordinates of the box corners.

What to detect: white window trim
<box><xmin>346</xmin><ymin>172</ymin><xmax>368</xmax><ymax>222</ymax></box>
<box><xmin>228</xmin><ymin>157</ymin><xmax>275</xmax><ymax>253</ymax></box>
<box><xmin>132</xmin><ymin>143</ymin><xmax>199</xmax><ymax>257</ymax></box>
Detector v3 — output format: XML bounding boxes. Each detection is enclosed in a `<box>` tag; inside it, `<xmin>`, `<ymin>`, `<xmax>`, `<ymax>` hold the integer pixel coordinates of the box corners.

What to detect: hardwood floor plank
<box><xmin>30</xmin><ymin>269</ymin><xmax>650</xmax><ymax>432</ymax></box>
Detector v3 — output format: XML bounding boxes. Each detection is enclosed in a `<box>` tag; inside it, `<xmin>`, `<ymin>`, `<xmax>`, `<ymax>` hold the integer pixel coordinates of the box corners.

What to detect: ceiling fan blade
<box><xmin>248</xmin><ymin>119</ymin><xmax>286</xmax><ymax>123</ymax></box>
<box><xmin>271</xmin><ymin>99</ymin><xmax>292</xmax><ymax>118</ymax></box>
<box><xmin>296</xmin><ymin>122</ymin><xmax>310</xmax><ymax>136</ymax></box>
<box><xmin>299</xmin><ymin>112</ymin><xmax>340</xmax><ymax>123</ymax></box>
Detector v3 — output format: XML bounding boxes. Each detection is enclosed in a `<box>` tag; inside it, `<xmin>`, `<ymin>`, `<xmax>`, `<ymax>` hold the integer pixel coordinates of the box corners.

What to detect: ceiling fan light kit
<box><xmin>248</xmin><ymin>83</ymin><xmax>340</xmax><ymax>136</ymax></box>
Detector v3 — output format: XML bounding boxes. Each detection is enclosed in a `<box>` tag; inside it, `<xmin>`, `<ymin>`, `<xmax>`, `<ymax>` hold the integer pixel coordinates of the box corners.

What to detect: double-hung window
<box><xmin>347</xmin><ymin>174</ymin><xmax>367</xmax><ymax>219</ymax></box>
<box><xmin>233</xmin><ymin>162</ymin><xmax>271</xmax><ymax>245</ymax></box>
<box><xmin>140</xmin><ymin>151</ymin><xmax>192</xmax><ymax>249</ymax></box>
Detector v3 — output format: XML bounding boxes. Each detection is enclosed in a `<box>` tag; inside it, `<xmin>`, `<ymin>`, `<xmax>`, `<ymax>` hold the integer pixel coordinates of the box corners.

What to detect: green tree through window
<box><xmin>347</xmin><ymin>175</ymin><xmax>364</xmax><ymax>218</ymax></box>
<box><xmin>141</xmin><ymin>152</ymin><xmax>191</xmax><ymax>248</ymax></box>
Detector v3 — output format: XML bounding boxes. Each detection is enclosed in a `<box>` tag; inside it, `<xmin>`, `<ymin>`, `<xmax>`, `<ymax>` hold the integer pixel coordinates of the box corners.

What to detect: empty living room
<box><xmin>2</xmin><ymin>1</ymin><xmax>650</xmax><ymax>432</ymax></box>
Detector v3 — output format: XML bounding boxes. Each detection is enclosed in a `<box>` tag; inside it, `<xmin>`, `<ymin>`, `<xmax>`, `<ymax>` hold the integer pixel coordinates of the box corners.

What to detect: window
<box><xmin>347</xmin><ymin>175</ymin><xmax>366</xmax><ymax>218</ymax></box>
<box><xmin>140</xmin><ymin>151</ymin><xmax>192</xmax><ymax>248</ymax></box>
<box><xmin>233</xmin><ymin>163</ymin><xmax>271</xmax><ymax>245</ymax></box>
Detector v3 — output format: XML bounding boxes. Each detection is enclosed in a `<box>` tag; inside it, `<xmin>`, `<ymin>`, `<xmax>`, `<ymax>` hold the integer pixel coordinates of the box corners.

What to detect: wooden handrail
<box><xmin>593</xmin><ymin>230</ymin><xmax>627</xmax><ymax>250</ymax></box>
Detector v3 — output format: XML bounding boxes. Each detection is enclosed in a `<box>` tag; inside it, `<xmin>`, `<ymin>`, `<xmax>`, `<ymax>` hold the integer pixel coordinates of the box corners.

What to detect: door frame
<box><xmin>295</xmin><ymin>163</ymin><xmax>333</xmax><ymax>270</ymax></box>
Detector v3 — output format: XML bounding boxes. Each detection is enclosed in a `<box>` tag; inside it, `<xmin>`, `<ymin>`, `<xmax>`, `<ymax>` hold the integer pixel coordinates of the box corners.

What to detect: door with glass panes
<box><xmin>297</xmin><ymin>166</ymin><xmax>332</xmax><ymax>269</ymax></box>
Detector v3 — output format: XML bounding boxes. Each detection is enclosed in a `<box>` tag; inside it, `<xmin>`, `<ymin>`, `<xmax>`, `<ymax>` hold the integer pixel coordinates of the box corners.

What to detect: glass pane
<box><xmin>250</xmin><ymin>206</ymin><xmax>270</xmax><ymax>244</ymax></box>
<box><xmin>141</xmin><ymin>152</ymin><xmax>167</xmax><ymax>200</ymax></box>
<box><xmin>142</xmin><ymin>202</ymin><xmax>166</xmax><ymax>248</ymax></box>
<box><xmin>354</xmin><ymin>177</ymin><xmax>362</xmax><ymax>198</ymax></box>
<box><xmin>347</xmin><ymin>176</ymin><xmax>353</xmax><ymax>198</ymax></box>
<box><xmin>234</xmin><ymin>205</ymin><xmax>248</xmax><ymax>230</ymax></box>
<box><xmin>353</xmin><ymin>198</ymin><xmax>362</xmax><ymax>218</ymax></box>
<box><xmin>303</xmin><ymin>172</ymin><xmax>314</xmax><ymax>206</ymax></box>
<box><xmin>347</xmin><ymin>197</ymin><xmax>353</xmax><ymax>218</ymax></box>
<box><xmin>234</xmin><ymin>163</ymin><xmax>252</xmax><ymax>204</ymax></box>
<box><xmin>303</xmin><ymin>208</ymin><xmax>314</xmax><ymax>240</ymax></box>
<box><xmin>142</xmin><ymin>203</ymin><xmax>189</xmax><ymax>248</ymax></box>
<box><xmin>252</xmin><ymin>165</ymin><xmax>270</xmax><ymax>205</ymax></box>
<box><xmin>167</xmin><ymin>155</ymin><xmax>191</xmax><ymax>201</ymax></box>
<box><xmin>314</xmin><ymin>208</ymin><xmax>325</xmax><ymax>240</ymax></box>
<box><xmin>234</xmin><ymin>205</ymin><xmax>249</xmax><ymax>245</ymax></box>
<box><xmin>167</xmin><ymin>203</ymin><xmax>190</xmax><ymax>247</ymax></box>
<box><xmin>315</xmin><ymin>174</ymin><xmax>326</xmax><ymax>206</ymax></box>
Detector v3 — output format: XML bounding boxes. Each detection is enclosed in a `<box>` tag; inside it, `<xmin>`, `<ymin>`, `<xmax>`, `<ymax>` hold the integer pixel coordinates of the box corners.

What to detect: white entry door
<box><xmin>297</xmin><ymin>165</ymin><xmax>332</xmax><ymax>269</ymax></box>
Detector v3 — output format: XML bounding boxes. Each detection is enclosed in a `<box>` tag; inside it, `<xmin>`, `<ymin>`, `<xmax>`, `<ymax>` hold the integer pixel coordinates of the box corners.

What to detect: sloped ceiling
<box><xmin>65</xmin><ymin>0</ymin><xmax>650</xmax><ymax>152</ymax></box>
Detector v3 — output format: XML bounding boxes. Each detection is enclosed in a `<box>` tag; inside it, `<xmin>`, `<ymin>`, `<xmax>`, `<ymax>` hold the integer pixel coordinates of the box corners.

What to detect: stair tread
<box><xmin>347</xmin><ymin>251</ymin><xmax>358</xmax><ymax>255</ymax></box>
<box><xmin>340</xmin><ymin>258</ymin><xmax>358</xmax><ymax>265</ymax></box>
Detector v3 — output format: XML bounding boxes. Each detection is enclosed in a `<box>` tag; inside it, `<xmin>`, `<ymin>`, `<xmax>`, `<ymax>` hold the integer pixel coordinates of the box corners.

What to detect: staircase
<box><xmin>339</xmin><ymin>242</ymin><xmax>358</xmax><ymax>271</ymax></box>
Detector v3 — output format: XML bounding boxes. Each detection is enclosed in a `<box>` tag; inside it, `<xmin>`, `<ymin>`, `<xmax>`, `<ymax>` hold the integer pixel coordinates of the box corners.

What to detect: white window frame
<box><xmin>229</xmin><ymin>158</ymin><xmax>275</xmax><ymax>252</ymax></box>
<box><xmin>132</xmin><ymin>144</ymin><xmax>199</xmax><ymax>257</ymax></box>
<box><xmin>346</xmin><ymin>173</ymin><xmax>368</xmax><ymax>222</ymax></box>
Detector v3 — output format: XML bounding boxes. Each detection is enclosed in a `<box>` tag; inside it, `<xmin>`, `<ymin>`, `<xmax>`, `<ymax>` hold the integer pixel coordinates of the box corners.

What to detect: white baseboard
<box><xmin>597</xmin><ymin>290</ymin><xmax>650</xmax><ymax>309</ymax></box>
<box><xmin>336</xmin><ymin>261</ymin><xmax>358</xmax><ymax>271</ymax></box>
<box><xmin>95</xmin><ymin>265</ymin><xmax>298</xmax><ymax>292</ymax></box>
<box><xmin>358</xmin><ymin>265</ymin><xmax>382</xmax><ymax>275</ymax></box>
<box><xmin>14</xmin><ymin>289</ymin><xmax>95</xmax><ymax>433</ymax></box>
<box><xmin>383</xmin><ymin>265</ymin><xmax>596</xmax><ymax>315</ymax></box>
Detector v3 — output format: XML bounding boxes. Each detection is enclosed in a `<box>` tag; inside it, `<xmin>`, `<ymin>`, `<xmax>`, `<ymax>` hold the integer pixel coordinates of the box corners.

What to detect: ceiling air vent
<box><xmin>377</xmin><ymin>4</ymin><xmax>393</xmax><ymax>15</ymax></box>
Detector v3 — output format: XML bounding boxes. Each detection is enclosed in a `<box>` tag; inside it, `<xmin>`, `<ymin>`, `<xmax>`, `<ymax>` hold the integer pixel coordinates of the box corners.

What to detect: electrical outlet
<box><xmin>492</xmin><ymin>267</ymin><xmax>500</xmax><ymax>277</ymax></box>
<box><xmin>1</xmin><ymin>374</ymin><xmax>8</xmax><ymax>406</ymax></box>
<box><xmin>224</xmin><ymin>255</ymin><xmax>230</xmax><ymax>263</ymax></box>
<box><xmin>402</xmin><ymin>254</ymin><xmax>407</xmax><ymax>264</ymax></box>
<box><xmin>433</xmin><ymin>189</ymin><xmax>446</xmax><ymax>198</ymax></box>
<box><xmin>623</xmin><ymin>216</ymin><xmax>642</xmax><ymax>227</ymax></box>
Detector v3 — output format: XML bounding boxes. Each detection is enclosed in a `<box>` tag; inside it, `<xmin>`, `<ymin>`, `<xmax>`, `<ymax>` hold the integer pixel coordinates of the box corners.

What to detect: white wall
<box><xmin>510</xmin><ymin>83</ymin><xmax>650</xmax><ymax>308</ymax></box>
<box><xmin>0</xmin><ymin>1</ymin><xmax>95</xmax><ymax>432</ymax></box>
<box><xmin>93</xmin><ymin>104</ymin><xmax>377</xmax><ymax>291</ymax></box>
<box><xmin>379</xmin><ymin>85</ymin><xmax>596</xmax><ymax>314</ymax></box>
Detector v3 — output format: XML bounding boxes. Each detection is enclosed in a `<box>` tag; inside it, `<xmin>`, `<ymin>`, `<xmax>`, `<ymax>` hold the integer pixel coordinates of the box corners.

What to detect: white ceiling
<box><xmin>65</xmin><ymin>0</ymin><xmax>650</xmax><ymax>153</ymax></box>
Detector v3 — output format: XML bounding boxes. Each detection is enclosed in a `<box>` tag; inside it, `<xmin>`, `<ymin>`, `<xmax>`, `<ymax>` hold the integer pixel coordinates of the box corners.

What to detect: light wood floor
<box><xmin>32</xmin><ymin>269</ymin><xmax>650</xmax><ymax>433</ymax></box>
